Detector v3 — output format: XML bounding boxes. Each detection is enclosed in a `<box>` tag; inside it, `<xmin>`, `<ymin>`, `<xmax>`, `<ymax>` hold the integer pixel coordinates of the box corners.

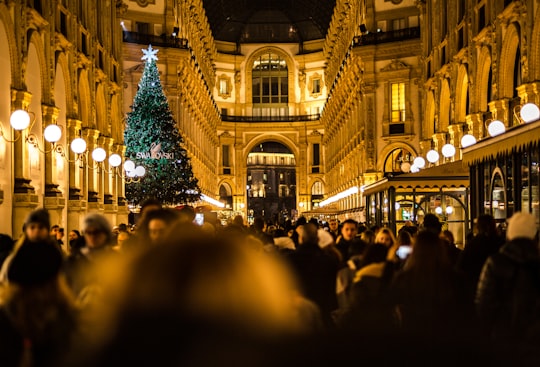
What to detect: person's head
<box><xmin>253</xmin><ymin>216</ymin><xmax>265</xmax><ymax>232</ymax></box>
<box><xmin>24</xmin><ymin>209</ymin><xmax>51</xmax><ymax>242</ymax></box>
<box><xmin>111</xmin><ymin>225</ymin><xmax>301</xmax><ymax>342</ymax></box>
<box><xmin>328</xmin><ymin>219</ymin><xmax>338</xmax><ymax>232</ymax></box>
<box><xmin>297</xmin><ymin>223</ymin><xmax>319</xmax><ymax>246</ymax></box>
<box><xmin>440</xmin><ymin>229</ymin><xmax>455</xmax><ymax>245</ymax></box>
<box><xmin>7</xmin><ymin>241</ymin><xmax>63</xmax><ymax>287</ymax></box>
<box><xmin>360</xmin><ymin>229</ymin><xmax>376</xmax><ymax>245</ymax></box>
<box><xmin>50</xmin><ymin>224</ymin><xmax>60</xmax><ymax>237</ymax></box>
<box><xmin>375</xmin><ymin>227</ymin><xmax>396</xmax><ymax>247</ymax></box>
<box><xmin>139</xmin><ymin>197</ymin><xmax>162</xmax><ymax>219</ymax></box>
<box><xmin>422</xmin><ymin>213</ymin><xmax>442</xmax><ymax>234</ymax></box>
<box><xmin>146</xmin><ymin>208</ymin><xmax>180</xmax><ymax>244</ymax></box>
<box><xmin>506</xmin><ymin>212</ymin><xmax>538</xmax><ymax>241</ymax></box>
<box><xmin>116</xmin><ymin>231</ymin><xmax>130</xmax><ymax>248</ymax></box>
<box><xmin>397</xmin><ymin>229</ymin><xmax>413</xmax><ymax>246</ymax></box>
<box><xmin>232</xmin><ymin>215</ymin><xmax>244</xmax><ymax>227</ymax></box>
<box><xmin>362</xmin><ymin>243</ymin><xmax>389</xmax><ymax>266</ymax></box>
<box><xmin>83</xmin><ymin>213</ymin><xmax>113</xmax><ymax>249</ymax></box>
<box><xmin>177</xmin><ymin>205</ymin><xmax>196</xmax><ymax>224</ymax></box>
<box><xmin>68</xmin><ymin>230</ymin><xmax>81</xmax><ymax>241</ymax></box>
<box><xmin>475</xmin><ymin>214</ymin><xmax>496</xmax><ymax>236</ymax></box>
<box><xmin>340</xmin><ymin>219</ymin><xmax>358</xmax><ymax>241</ymax></box>
<box><xmin>406</xmin><ymin>229</ymin><xmax>449</xmax><ymax>271</ymax></box>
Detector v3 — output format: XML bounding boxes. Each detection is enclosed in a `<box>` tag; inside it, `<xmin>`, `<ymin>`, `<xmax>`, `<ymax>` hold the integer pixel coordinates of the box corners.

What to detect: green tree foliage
<box><xmin>124</xmin><ymin>45</ymin><xmax>200</xmax><ymax>206</ymax></box>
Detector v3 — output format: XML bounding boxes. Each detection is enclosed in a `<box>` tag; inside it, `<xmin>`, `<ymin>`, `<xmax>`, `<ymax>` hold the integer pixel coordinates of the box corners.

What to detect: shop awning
<box><xmin>362</xmin><ymin>160</ymin><xmax>469</xmax><ymax>196</ymax></box>
<box><xmin>462</xmin><ymin>120</ymin><xmax>540</xmax><ymax>165</ymax></box>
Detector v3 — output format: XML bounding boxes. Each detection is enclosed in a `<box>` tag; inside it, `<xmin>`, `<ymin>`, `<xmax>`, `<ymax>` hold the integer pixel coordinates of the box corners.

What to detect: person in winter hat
<box><xmin>476</xmin><ymin>211</ymin><xmax>540</xmax><ymax>344</ymax></box>
<box><xmin>506</xmin><ymin>211</ymin><xmax>538</xmax><ymax>241</ymax></box>
<box><xmin>23</xmin><ymin>208</ymin><xmax>51</xmax><ymax>243</ymax></box>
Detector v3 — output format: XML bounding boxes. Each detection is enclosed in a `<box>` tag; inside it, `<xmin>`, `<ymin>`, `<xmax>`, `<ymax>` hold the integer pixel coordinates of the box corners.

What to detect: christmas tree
<box><xmin>124</xmin><ymin>45</ymin><xmax>200</xmax><ymax>206</ymax></box>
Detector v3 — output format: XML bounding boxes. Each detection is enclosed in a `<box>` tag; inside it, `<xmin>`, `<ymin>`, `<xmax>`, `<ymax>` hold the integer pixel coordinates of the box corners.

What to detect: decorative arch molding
<box><xmin>243</xmin><ymin>133</ymin><xmax>299</xmax><ymax>162</ymax></box>
<box><xmin>424</xmin><ymin>91</ymin><xmax>436</xmax><ymax>138</ymax></box>
<box><xmin>531</xmin><ymin>7</ymin><xmax>540</xmax><ymax>82</ymax></box>
<box><xmin>455</xmin><ymin>64</ymin><xmax>469</xmax><ymax>123</ymax></box>
<box><xmin>245</xmin><ymin>47</ymin><xmax>296</xmax><ymax>109</ymax></box>
<box><xmin>377</xmin><ymin>142</ymin><xmax>418</xmax><ymax>173</ymax></box>
<box><xmin>476</xmin><ymin>46</ymin><xmax>492</xmax><ymax>112</ymax></box>
<box><xmin>54</xmin><ymin>52</ymin><xmax>74</xmax><ymax>117</ymax></box>
<box><xmin>27</xmin><ymin>30</ymin><xmax>51</xmax><ymax>104</ymax></box>
<box><xmin>0</xmin><ymin>5</ymin><xmax>22</xmax><ymax>90</ymax></box>
<box><xmin>310</xmin><ymin>179</ymin><xmax>326</xmax><ymax>195</ymax></box>
<box><xmin>78</xmin><ymin>70</ymin><xmax>91</xmax><ymax>128</ymax></box>
<box><xmin>110</xmin><ymin>94</ymin><xmax>121</xmax><ymax>142</ymax></box>
<box><xmin>217</xmin><ymin>180</ymin><xmax>234</xmax><ymax>196</ymax></box>
<box><xmin>95</xmin><ymin>84</ymin><xmax>107</xmax><ymax>134</ymax></box>
<box><xmin>499</xmin><ymin>22</ymin><xmax>520</xmax><ymax>99</ymax></box>
<box><xmin>439</xmin><ymin>79</ymin><xmax>451</xmax><ymax>131</ymax></box>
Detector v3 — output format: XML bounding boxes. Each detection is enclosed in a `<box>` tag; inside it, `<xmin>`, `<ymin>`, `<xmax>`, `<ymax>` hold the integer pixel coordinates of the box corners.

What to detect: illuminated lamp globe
<box><xmin>441</xmin><ymin>144</ymin><xmax>456</xmax><ymax>158</ymax></box>
<box><xmin>488</xmin><ymin>120</ymin><xmax>505</xmax><ymax>137</ymax></box>
<box><xmin>410</xmin><ymin>164</ymin><xmax>420</xmax><ymax>173</ymax></box>
<box><xmin>445</xmin><ymin>206</ymin><xmax>454</xmax><ymax>215</ymax></box>
<box><xmin>70</xmin><ymin>138</ymin><xmax>87</xmax><ymax>154</ymax></box>
<box><xmin>395</xmin><ymin>202</ymin><xmax>401</xmax><ymax>210</ymax></box>
<box><xmin>108</xmin><ymin>154</ymin><xmax>122</xmax><ymax>167</ymax></box>
<box><xmin>134</xmin><ymin>165</ymin><xmax>146</xmax><ymax>177</ymax></box>
<box><xmin>92</xmin><ymin>147</ymin><xmax>107</xmax><ymax>162</ymax></box>
<box><xmin>10</xmin><ymin>110</ymin><xmax>31</xmax><ymax>130</ymax></box>
<box><xmin>400</xmin><ymin>162</ymin><xmax>411</xmax><ymax>173</ymax></box>
<box><xmin>44</xmin><ymin>124</ymin><xmax>62</xmax><ymax>143</ymax></box>
<box><xmin>413</xmin><ymin>157</ymin><xmax>426</xmax><ymax>169</ymax></box>
<box><xmin>126</xmin><ymin>169</ymin><xmax>137</xmax><ymax>178</ymax></box>
<box><xmin>123</xmin><ymin>160</ymin><xmax>135</xmax><ymax>172</ymax></box>
<box><xmin>435</xmin><ymin>207</ymin><xmax>443</xmax><ymax>215</ymax></box>
<box><xmin>426</xmin><ymin>150</ymin><xmax>440</xmax><ymax>163</ymax></box>
<box><xmin>460</xmin><ymin>134</ymin><xmax>477</xmax><ymax>148</ymax></box>
<box><xmin>520</xmin><ymin>103</ymin><xmax>540</xmax><ymax>123</ymax></box>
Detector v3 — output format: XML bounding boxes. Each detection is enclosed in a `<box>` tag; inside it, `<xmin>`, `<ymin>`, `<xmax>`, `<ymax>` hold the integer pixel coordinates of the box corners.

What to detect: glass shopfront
<box><xmin>464</xmin><ymin>120</ymin><xmax>540</xmax><ymax>226</ymax></box>
<box><xmin>363</xmin><ymin>161</ymin><xmax>470</xmax><ymax>247</ymax></box>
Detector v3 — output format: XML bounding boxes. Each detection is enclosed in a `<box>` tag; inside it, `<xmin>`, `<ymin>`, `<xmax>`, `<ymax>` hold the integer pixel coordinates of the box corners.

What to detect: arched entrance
<box><xmin>246</xmin><ymin>142</ymin><xmax>296</xmax><ymax>224</ymax></box>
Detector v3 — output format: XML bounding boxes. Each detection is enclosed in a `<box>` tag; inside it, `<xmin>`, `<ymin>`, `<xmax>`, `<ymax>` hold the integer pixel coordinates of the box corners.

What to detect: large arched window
<box><xmin>252</xmin><ymin>52</ymin><xmax>288</xmax><ymax>117</ymax></box>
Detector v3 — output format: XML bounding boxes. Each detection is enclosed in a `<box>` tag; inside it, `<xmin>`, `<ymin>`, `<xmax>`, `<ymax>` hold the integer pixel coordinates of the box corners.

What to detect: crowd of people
<box><xmin>0</xmin><ymin>198</ymin><xmax>539</xmax><ymax>366</ymax></box>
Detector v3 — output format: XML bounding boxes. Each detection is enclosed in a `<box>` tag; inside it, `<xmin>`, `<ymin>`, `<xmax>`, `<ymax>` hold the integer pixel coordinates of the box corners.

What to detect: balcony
<box><xmin>353</xmin><ymin>27</ymin><xmax>420</xmax><ymax>47</ymax></box>
<box><xmin>221</xmin><ymin>114</ymin><xmax>320</xmax><ymax>123</ymax></box>
<box><xmin>122</xmin><ymin>31</ymin><xmax>189</xmax><ymax>50</ymax></box>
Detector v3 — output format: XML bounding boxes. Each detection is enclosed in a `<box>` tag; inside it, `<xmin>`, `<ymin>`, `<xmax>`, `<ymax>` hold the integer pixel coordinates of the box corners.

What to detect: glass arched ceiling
<box><xmin>202</xmin><ymin>0</ymin><xmax>336</xmax><ymax>43</ymax></box>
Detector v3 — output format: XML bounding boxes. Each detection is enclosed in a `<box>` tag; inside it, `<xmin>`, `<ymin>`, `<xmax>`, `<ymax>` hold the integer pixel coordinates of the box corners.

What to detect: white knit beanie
<box><xmin>506</xmin><ymin>212</ymin><xmax>538</xmax><ymax>241</ymax></box>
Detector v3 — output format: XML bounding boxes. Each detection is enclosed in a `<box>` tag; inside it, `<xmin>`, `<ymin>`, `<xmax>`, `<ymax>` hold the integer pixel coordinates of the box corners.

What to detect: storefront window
<box><xmin>530</xmin><ymin>148</ymin><xmax>539</xmax><ymax>222</ymax></box>
<box><xmin>491</xmin><ymin>171</ymin><xmax>506</xmax><ymax>220</ymax></box>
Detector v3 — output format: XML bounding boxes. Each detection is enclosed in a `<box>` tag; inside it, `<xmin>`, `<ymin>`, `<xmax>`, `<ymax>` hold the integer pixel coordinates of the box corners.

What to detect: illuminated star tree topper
<box><xmin>141</xmin><ymin>44</ymin><xmax>159</xmax><ymax>62</ymax></box>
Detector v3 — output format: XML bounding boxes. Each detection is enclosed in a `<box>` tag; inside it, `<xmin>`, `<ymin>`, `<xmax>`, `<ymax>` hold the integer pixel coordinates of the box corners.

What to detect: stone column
<box><xmin>83</xmin><ymin>129</ymin><xmax>102</xmax><ymax>210</ymax></box>
<box><xmin>448</xmin><ymin>123</ymin><xmax>464</xmax><ymax>160</ymax></box>
<box><xmin>517</xmin><ymin>82</ymin><xmax>540</xmax><ymax>106</ymax></box>
<box><xmin>42</xmin><ymin>105</ymin><xmax>65</xmax><ymax>229</ymax></box>
<box><xmin>466</xmin><ymin>112</ymin><xmax>485</xmax><ymax>139</ymax></box>
<box><xmin>66</xmin><ymin>118</ymin><xmax>86</xmax><ymax>234</ymax></box>
<box><xmin>11</xmin><ymin>90</ymin><xmax>38</xmax><ymax>238</ymax></box>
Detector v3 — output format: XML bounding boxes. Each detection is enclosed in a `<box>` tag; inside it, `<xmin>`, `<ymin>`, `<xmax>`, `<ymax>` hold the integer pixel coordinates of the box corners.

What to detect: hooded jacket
<box><xmin>475</xmin><ymin>237</ymin><xmax>540</xmax><ymax>341</ymax></box>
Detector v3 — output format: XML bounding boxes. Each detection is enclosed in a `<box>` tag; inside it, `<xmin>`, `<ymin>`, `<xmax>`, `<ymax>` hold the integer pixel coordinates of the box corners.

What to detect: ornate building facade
<box><xmin>1</xmin><ymin>0</ymin><xmax>539</xmax><ymax>237</ymax></box>
<box><xmin>0</xmin><ymin>0</ymin><xmax>128</xmax><ymax>237</ymax></box>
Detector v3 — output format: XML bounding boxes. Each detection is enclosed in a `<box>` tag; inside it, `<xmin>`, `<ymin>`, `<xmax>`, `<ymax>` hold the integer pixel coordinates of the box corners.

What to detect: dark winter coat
<box><xmin>458</xmin><ymin>233</ymin><xmax>504</xmax><ymax>287</ymax></box>
<box><xmin>475</xmin><ymin>238</ymin><xmax>540</xmax><ymax>342</ymax></box>
<box><xmin>286</xmin><ymin>243</ymin><xmax>339</xmax><ymax>327</ymax></box>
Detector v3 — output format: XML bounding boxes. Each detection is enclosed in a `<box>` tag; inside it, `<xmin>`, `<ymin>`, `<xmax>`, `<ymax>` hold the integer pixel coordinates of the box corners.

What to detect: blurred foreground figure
<box><xmin>0</xmin><ymin>210</ymin><xmax>79</xmax><ymax>367</ymax></box>
<box><xmin>77</xmin><ymin>224</ymin><xmax>307</xmax><ymax>367</ymax></box>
